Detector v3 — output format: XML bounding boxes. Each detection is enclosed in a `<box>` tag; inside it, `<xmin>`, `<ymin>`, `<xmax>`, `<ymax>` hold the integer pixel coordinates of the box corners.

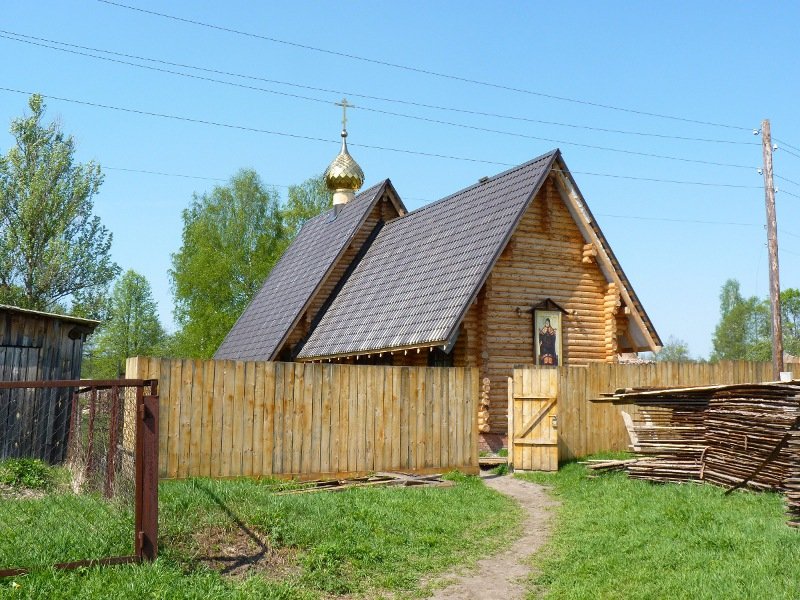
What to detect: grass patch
<box><xmin>518</xmin><ymin>458</ymin><xmax>800</xmax><ymax>599</ymax></box>
<box><xmin>1</xmin><ymin>472</ymin><xmax>521</xmax><ymax>599</ymax></box>
<box><xmin>0</xmin><ymin>458</ymin><xmax>54</xmax><ymax>490</ymax></box>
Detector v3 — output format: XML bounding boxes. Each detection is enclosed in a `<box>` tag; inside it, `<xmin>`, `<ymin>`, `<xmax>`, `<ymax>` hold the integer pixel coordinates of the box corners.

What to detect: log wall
<box><xmin>126</xmin><ymin>357</ymin><xmax>479</xmax><ymax>480</ymax></box>
<box><xmin>477</xmin><ymin>175</ymin><xmax>623</xmax><ymax>435</ymax></box>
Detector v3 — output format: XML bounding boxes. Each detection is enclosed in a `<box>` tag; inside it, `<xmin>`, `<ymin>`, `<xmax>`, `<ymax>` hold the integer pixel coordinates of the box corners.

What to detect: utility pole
<box><xmin>761</xmin><ymin>119</ymin><xmax>784</xmax><ymax>379</ymax></box>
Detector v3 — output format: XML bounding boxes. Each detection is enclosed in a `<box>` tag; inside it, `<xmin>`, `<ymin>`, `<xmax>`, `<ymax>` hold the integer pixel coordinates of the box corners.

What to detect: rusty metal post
<box><xmin>86</xmin><ymin>387</ymin><xmax>97</xmax><ymax>478</ymax></box>
<box><xmin>104</xmin><ymin>386</ymin><xmax>120</xmax><ymax>499</ymax></box>
<box><xmin>135</xmin><ymin>381</ymin><xmax>159</xmax><ymax>562</ymax></box>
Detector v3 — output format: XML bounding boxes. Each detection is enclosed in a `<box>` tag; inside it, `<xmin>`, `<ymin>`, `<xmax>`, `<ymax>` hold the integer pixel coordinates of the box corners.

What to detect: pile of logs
<box><xmin>609</xmin><ymin>382</ymin><xmax>800</xmax><ymax>524</ymax></box>
<box><xmin>478</xmin><ymin>377</ymin><xmax>491</xmax><ymax>433</ymax></box>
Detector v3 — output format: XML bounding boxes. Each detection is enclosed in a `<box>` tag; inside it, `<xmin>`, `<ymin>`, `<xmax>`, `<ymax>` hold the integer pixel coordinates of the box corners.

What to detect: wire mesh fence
<box><xmin>0</xmin><ymin>379</ymin><xmax>158</xmax><ymax>576</ymax></box>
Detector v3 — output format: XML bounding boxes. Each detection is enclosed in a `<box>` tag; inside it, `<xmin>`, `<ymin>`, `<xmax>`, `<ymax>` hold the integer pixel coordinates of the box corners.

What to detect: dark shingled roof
<box><xmin>296</xmin><ymin>151</ymin><xmax>558</xmax><ymax>359</ymax></box>
<box><xmin>215</xmin><ymin>180</ymin><xmax>390</xmax><ymax>361</ymax></box>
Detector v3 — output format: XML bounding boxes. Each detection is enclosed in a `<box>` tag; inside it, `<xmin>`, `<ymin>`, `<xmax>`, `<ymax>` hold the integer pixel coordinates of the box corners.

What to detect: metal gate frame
<box><xmin>0</xmin><ymin>378</ymin><xmax>159</xmax><ymax>577</ymax></box>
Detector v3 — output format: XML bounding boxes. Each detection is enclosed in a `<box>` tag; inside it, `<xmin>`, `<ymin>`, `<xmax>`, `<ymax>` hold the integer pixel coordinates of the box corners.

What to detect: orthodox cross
<box><xmin>336</xmin><ymin>98</ymin><xmax>351</xmax><ymax>132</ymax></box>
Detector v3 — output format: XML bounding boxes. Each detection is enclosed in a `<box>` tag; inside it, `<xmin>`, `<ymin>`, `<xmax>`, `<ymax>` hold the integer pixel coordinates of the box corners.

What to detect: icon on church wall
<box><xmin>534</xmin><ymin>310</ymin><xmax>561</xmax><ymax>366</ymax></box>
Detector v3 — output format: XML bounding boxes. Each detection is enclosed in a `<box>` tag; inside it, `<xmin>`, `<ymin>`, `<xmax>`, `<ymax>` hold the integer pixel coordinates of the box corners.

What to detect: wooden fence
<box><xmin>516</xmin><ymin>361</ymin><xmax>774</xmax><ymax>462</ymax></box>
<box><xmin>125</xmin><ymin>358</ymin><xmax>479</xmax><ymax>480</ymax></box>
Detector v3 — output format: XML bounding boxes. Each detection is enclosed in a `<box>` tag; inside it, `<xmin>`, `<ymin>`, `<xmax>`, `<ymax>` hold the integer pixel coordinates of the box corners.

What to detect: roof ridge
<box><xmin>395</xmin><ymin>149</ymin><xmax>558</xmax><ymax>221</ymax></box>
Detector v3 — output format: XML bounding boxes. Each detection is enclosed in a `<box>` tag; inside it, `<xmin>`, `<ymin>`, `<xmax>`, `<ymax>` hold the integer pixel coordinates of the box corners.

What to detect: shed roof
<box><xmin>0</xmin><ymin>304</ymin><xmax>100</xmax><ymax>329</ymax></box>
<box><xmin>296</xmin><ymin>151</ymin><xmax>558</xmax><ymax>358</ymax></box>
<box><xmin>214</xmin><ymin>180</ymin><xmax>394</xmax><ymax>361</ymax></box>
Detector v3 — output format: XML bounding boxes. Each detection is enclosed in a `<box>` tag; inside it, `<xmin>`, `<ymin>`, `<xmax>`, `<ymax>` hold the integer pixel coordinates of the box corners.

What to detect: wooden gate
<box><xmin>508</xmin><ymin>368</ymin><xmax>558</xmax><ymax>471</ymax></box>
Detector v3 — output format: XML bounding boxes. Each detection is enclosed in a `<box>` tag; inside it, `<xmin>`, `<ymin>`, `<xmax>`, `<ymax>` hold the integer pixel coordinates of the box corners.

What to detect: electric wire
<box><xmin>0</xmin><ymin>85</ymin><xmax>516</xmax><ymax>167</ymax></box>
<box><xmin>97</xmin><ymin>0</ymin><xmax>752</xmax><ymax>132</ymax></box>
<box><xmin>776</xmin><ymin>174</ymin><xmax>800</xmax><ymax>187</ymax></box>
<box><xmin>0</xmin><ymin>86</ymin><xmax>769</xmax><ymax>189</ymax></box>
<box><xmin>2</xmin><ymin>85</ymin><xmax>770</xmax><ymax>177</ymax></box>
<box><xmin>778</xmin><ymin>147</ymin><xmax>800</xmax><ymax>161</ymax></box>
<box><xmin>774</xmin><ymin>137</ymin><xmax>800</xmax><ymax>154</ymax></box>
<box><xmin>0</xmin><ymin>29</ymin><xmax>758</xmax><ymax>147</ymax></box>
<box><xmin>0</xmin><ymin>33</ymin><xmax>759</xmax><ymax>169</ymax></box>
<box><xmin>103</xmin><ymin>166</ymin><xmax>226</xmax><ymax>181</ymax></box>
<box><xmin>595</xmin><ymin>213</ymin><xmax>759</xmax><ymax>227</ymax></box>
<box><xmin>552</xmin><ymin>169</ymin><xmax>760</xmax><ymax>189</ymax></box>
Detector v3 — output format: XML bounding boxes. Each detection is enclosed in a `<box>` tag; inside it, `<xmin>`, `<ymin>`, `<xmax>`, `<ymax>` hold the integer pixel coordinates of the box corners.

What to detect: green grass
<box><xmin>0</xmin><ymin>459</ymin><xmax>54</xmax><ymax>490</ymax></box>
<box><xmin>0</xmin><ymin>472</ymin><xmax>521</xmax><ymax>599</ymax></box>
<box><xmin>517</xmin><ymin>457</ymin><xmax>800</xmax><ymax>600</ymax></box>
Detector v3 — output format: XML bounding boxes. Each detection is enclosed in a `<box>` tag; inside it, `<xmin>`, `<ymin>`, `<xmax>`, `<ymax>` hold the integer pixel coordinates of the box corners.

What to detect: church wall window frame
<box><xmin>529</xmin><ymin>299</ymin><xmax>567</xmax><ymax>367</ymax></box>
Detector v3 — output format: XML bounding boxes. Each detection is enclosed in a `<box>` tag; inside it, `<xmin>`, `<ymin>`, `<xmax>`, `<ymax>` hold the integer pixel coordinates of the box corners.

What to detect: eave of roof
<box><xmin>0</xmin><ymin>304</ymin><xmax>100</xmax><ymax>329</ymax></box>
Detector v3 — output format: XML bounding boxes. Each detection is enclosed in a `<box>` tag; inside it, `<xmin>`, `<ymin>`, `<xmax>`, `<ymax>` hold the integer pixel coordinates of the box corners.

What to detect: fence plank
<box><xmin>252</xmin><ymin>362</ymin><xmax>265</xmax><ymax>476</ymax></box>
<box><xmin>167</xmin><ymin>360</ymin><xmax>182</xmax><ymax>479</ymax></box>
<box><xmin>211</xmin><ymin>360</ymin><xmax>225</xmax><ymax>478</ymax></box>
<box><xmin>337</xmin><ymin>365</ymin><xmax>349</xmax><ymax>474</ymax></box>
<box><xmin>187</xmin><ymin>359</ymin><xmax>204</xmax><ymax>477</ymax></box>
<box><xmin>200</xmin><ymin>359</ymin><xmax>215</xmax><ymax>477</ymax></box>
<box><xmin>323</xmin><ymin>364</ymin><xmax>334</xmax><ymax>475</ymax></box>
<box><xmin>391</xmin><ymin>367</ymin><xmax>402</xmax><ymax>470</ymax></box>
<box><xmin>272</xmin><ymin>362</ymin><xmax>285</xmax><ymax>474</ymax></box>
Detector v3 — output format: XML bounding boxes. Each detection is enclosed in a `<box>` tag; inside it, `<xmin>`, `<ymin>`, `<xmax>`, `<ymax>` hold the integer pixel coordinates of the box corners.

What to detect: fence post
<box><xmin>135</xmin><ymin>380</ymin><xmax>159</xmax><ymax>562</ymax></box>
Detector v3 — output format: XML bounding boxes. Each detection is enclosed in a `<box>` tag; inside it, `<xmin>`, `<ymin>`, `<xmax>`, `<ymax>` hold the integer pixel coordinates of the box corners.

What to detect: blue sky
<box><xmin>2</xmin><ymin>1</ymin><xmax>799</xmax><ymax>358</ymax></box>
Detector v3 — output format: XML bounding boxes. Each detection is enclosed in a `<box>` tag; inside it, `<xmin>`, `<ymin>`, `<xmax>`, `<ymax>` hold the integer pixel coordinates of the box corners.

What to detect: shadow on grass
<box><xmin>190</xmin><ymin>481</ymin><xmax>277</xmax><ymax>577</ymax></box>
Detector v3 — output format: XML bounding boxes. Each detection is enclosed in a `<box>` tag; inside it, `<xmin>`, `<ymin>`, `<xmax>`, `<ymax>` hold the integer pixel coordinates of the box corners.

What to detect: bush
<box><xmin>0</xmin><ymin>458</ymin><xmax>53</xmax><ymax>490</ymax></box>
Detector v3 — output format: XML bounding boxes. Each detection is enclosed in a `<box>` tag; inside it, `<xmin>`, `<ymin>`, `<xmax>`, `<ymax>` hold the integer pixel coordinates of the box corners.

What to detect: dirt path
<box><xmin>425</xmin><ymin>473</ymin><xmax>559</xmax><ymax>600</ymax></box>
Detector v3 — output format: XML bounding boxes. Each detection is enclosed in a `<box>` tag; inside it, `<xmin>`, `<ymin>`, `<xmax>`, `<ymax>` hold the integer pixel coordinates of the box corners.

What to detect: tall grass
<box><xmin>519</xmin><ymin>460</ymin><xmax>800</xmax><ymax>600</ymax></box>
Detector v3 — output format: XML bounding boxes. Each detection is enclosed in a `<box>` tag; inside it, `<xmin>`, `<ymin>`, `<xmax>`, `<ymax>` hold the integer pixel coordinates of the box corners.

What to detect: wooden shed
<box><xmin>216</xmin><ymin>149</ymin><xmax>661</xmax><ymax>450</ymax></box>
<box><xmin>0</xmin><ymin>304</ymin><xmax>98</xmax><ymax>461</ymax></box>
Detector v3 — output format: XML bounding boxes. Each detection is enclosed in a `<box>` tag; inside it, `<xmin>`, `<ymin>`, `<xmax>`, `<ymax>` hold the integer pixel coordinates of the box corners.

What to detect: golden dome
<box><xmin>324</xmin><ymin>131</ymin><xmax>365</xmax><ymax>192</ymax></box>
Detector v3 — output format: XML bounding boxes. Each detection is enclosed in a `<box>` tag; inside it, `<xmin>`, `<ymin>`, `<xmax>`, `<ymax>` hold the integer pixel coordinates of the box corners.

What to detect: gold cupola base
<box><xmin>332</xmin><ymin>188</ymin><xmax>356</xmax><ymax>206</ymax></box>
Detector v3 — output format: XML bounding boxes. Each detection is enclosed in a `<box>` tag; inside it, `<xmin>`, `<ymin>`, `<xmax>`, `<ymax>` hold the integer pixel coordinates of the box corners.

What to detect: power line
<box><xmin>0</xmin><ymin>33</ymin><xmax>759</xmax><ymax>170</ymax></box>
<box><xmin>0</xmin><ymin>85</ymin><xmax>515</xmax><ymax>167</ymax></box>
<box><xmin>595</xmin><ymin>213</ymin><xmax>800</xmax><ymax>243</ymax></box>
<box><xmin>97</xmin><ymin>0</ymin><xmax>752</xmax><ymax>132</ymax></box>
<box><xmin>596</xmin><ymin>213</ymin><xmax>759</xmax><ymax>227</ymax></box>
<box><xmin>774</xmin><ymin>137</ymin><xmax>800</xmax><ymax>154</ymax></box>
<box><xmin>778</xmin><ymin>147</ymin><xmax>800</xmax><ymax>160</ymax></box>
<box><xmin>553</xmin><ymin>169</ymin><xmax>760</xmax><ymax>189</ymax></box>
<box><xmin>780</xmin><ymin>189</ymin><xmax>800</xmax><ymax>200</ymax></box>
<box><xmin>775</xmin><ymin>174</ymin><xmax>800</xmax><ymax>187</ymax></box>
<box><xmin>0</xmin><ymin>86</ymin><xmax>767</xmax><ymax>189</ymax></box>
<box><xmin>103</xmin><ymin>166</ymin><xmax>226</xmax><ymax>182</ymax></box>
<box><xmin>0</xmin><ymin>29</ymin><xmax>758</xmax><ymax>147</ymax></box>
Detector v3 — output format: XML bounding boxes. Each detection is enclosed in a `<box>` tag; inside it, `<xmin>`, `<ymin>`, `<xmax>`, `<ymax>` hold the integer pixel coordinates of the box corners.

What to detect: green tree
<box><xmin>84</xmin><ymin>270</ymin><xmax>164</xmax><ymax>378</ymax></box>
<box><xmin>0</xmin><ymin>94</ymin><xmax>118</xmax><ymax>315</ymax></box>
<box><xmin>170</xmin><ymin>169</ymin><xmax>287</xmax><ymax>358</ymax></box>
<box><xmin>781</xmin><ymin>288</ymin><xmax>800</xmax><ymax>357</ymax></box>
<box><xmin>656</xmin><ymin>336</ymin><xmax>692</xmax><ymax>362</ymax></box>
<box><xmin>710</xmin><ymin>278</ymin><xmax>794</xmax><ymax>362</ymax></box>
<box><xmin>283</xmin><ymin>175</ymin><xmax>330</xmax><ymax>238</ymax></box>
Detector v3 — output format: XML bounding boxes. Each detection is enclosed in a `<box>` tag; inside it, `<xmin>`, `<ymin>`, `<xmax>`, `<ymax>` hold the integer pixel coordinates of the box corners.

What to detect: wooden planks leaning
<box><xmin>604</xmin><ymin>382</ymin><xmax>800</xmax><ymax>526</ymax></box>
<box><xmin>125</xmin><ymin>358</ymin><xmax>479</xmax><ymax>480</ymax></box>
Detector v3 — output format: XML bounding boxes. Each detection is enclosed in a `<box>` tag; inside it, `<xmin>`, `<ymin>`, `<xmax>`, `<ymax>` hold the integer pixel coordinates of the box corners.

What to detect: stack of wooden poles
<box><xmin>786</xmin><ymin>429</ymin><xmax>800</xmax><ymax>527</ymax></box>
<box><xmin>607</xmin><ymin>382</ymin><xmax>800</xmax><ymax>524</ymax></box>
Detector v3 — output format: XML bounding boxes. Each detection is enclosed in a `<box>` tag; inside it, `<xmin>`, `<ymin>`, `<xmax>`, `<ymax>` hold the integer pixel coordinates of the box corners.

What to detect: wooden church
<box><xmin>216</xmin><ymin>120</ymin><xmax>661</xmax><ymax>449</ymax></box>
